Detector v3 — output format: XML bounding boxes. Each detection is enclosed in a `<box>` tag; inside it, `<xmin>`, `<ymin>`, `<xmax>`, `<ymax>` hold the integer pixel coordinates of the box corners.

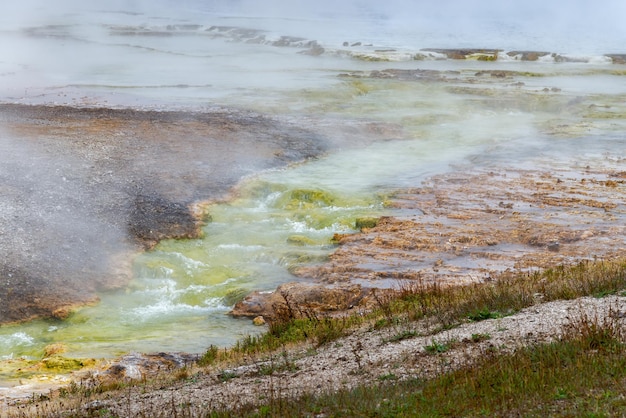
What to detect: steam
<box><xmin>1</xmin><ymin>0</ymin><xmax>624</xmax><ymax>104</ymax></box>
<box><xmin>175</xmin><ymin>0</ymin><xmax>626</xmax><ymax>53</ymax></box>
<box><xmin>2</xmin><ymin>0</ymin><xmax>625</xmax><ymax>52</ymax></box>
<box><xmin>0</xmin><ymin>0</ymin><xmax>624</xmax><ymax>323</ymax></box>
<box><xmin>0</xmin><ymin>131</ymin><xmax>133</xmax><ymax>294</ymax></box>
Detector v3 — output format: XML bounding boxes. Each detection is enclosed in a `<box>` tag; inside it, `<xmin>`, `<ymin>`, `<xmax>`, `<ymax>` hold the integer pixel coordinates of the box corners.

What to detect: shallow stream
<box><xmin>1</xmin><ymin>0</ymin><xmax>626</xmax><ymax>388</ymax></box>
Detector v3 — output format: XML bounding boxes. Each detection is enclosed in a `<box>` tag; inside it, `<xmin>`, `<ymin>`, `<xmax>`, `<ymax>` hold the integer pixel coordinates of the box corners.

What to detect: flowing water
<box><xmin>1</xmin><ymin>0</ymin><xmax>626</xmax><ymax>386</ymax></box>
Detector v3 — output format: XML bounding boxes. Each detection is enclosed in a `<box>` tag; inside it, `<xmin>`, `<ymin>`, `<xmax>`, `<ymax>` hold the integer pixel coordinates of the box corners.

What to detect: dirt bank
<box><xmin>0</xmin><ymin>104</ymin><xmax>328</xmax><ymax>324</ymax></box>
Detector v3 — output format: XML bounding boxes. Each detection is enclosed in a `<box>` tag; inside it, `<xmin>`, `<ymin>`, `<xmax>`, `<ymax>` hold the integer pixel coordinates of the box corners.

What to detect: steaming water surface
<box><xmin>1</xmin><ymin>0</ymin><xmax>626</xmax><ymax>386</ymax></box>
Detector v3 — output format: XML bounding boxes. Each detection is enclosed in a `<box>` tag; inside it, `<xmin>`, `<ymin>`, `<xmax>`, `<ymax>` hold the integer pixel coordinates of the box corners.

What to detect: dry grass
<box><xmin>4</xmin><ymin>258</ymin><xmax>626</xmax><ymax>417</ymax></box>
<box><xmin>208</xmin><ymin>302</ymin><xmax>626</xmax><ymax>417</ymax></box>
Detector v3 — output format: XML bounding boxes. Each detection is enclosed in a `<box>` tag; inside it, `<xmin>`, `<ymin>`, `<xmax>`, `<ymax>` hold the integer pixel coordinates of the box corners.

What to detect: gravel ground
<box><xmin>3</xmin><ymin>294</ymin><xmax>622</xmax><ymax>417</ymax></box>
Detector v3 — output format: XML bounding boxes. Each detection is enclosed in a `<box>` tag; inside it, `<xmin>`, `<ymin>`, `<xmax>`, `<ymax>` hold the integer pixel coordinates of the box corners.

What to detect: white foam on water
<box><xmin>0</xmin><ymin>332</ymin><xmax>34</xmax><ymax>350</ymax></box>
<box><xmin>125</xmin><ymin>297</ymin><xmax>225</xmax><ymax>322</ymax></box>
<box><xmin>216</xmin><ymin>243</ymin><xmax>266</xmax><ymax>251</ymax></box>
<box><xmin>2</xmin><ymin>0</ymin><xmax>626</xmax><ymax>376</ymax></box>
<box><xmin>167</xmin><ymin>252</ymin><xmax>207</xmax><ymax>275</ymax></box>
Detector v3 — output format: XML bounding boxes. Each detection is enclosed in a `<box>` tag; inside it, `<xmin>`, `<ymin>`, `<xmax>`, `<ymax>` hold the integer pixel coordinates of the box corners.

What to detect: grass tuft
<box><xmin>215</xmin><ymin>302</ymin><xmax>626</xmax><ymax>417</ymax></box>
<box><xmin>375</xmin><ymin>259</ymin><xmax>626</xmax><ymax>332</ymax></box>
<box><xmin>8</xmin><ymin>258</ymin><xmax>626</xmax><ymax>417</ymax></box>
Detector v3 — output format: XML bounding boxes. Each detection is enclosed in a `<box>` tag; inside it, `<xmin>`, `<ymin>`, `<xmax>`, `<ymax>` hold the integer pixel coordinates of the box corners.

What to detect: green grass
<box><xmin>200</xmin><ymin>258</ymin><xmax>626</xmax><ymax>417</ymax></box>
<box><xmin>198</xmin><ymin>259</ymin><xmax>626</xmax><ymax>367</ymax></box>
<box><xmin>384</xmin><ymin>259</ymin><xmax>626</xmax><ymax>330</ymax></box>
<box><xmin>424</xmin><ymin>338</ymin><xmax>456</xmax><ymax>354</ymax></box>
<box><xmin>7</xmin><ymin>259</ymin><xmax>626</xmax><ymax>417</ymax></box>
<box><xmin>470</xmin><ymin>333</ymin><xmax>491</xmax><ymax>343</ymax></box>
<box><xmin>209</xmin><ymin>306</ymin><xmax>626</xmax><ymax>417</ymax></box>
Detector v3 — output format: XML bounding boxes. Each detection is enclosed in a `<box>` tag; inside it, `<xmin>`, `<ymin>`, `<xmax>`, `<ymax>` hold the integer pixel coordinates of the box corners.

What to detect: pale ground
<box><xmin>2</xmin><ymin>294</ymin><xmax>624</xmax><ymax>417</ymax></box>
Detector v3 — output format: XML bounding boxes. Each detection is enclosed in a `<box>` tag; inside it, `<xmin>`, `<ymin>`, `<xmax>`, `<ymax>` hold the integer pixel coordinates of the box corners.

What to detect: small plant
<box><xmin>198</xmin><ymin>344</ymin><xmax>219</xmax><ymax>366</ymax></box>
<box><xmin>424</xmin><ymin>339</ymin><xmax>453</xmax><ymax>354</ymax></box>
<box><xmin>554</xmin><ymin>387</ymin><xmax>568</xmax><ymax>400</ymax></box>
<box><xmin>470</xmin><ymin>333</ymin><xmax>491</xmax><ymax>343</ymax></box>
<box><xmin>257</xmin><ymin>405</ymin><xmax>271</xmax><ymax>417</ymax></box>
<box><xmin>378</xmin><ymin>373</ymin><xmax>398</xmax><ymax>381</ymax></box>
<box><xmin>371</xmin><ymin>288</ymin><xmax>397</xmax><ymax>326</ymax></box>
<box><xmin>593</xmin><ymin>289</ymin><xmax>616</xmax><ymax>298</ymax></box>
<box><xmin>256</xmin><ymin>351</ymin><xmax>299</xmax><ymax>376</ymax></box>
<box><xmin>257</xmin><ymin>363</ymin><xmax>276</xmax><ymax>376</ymax></box>
<box><xmin>352</xmin><ymin>340</ymin><xmax>364</xmax><ymax>368</ymax></box>
<box><xmin>314</xmin><ymin>316</ymin><xmax>347</xmax><ymax>347</ymax></box>
<box><xmin>386</xmin><ymin>330</ymin><xmax>418</xmax><ymax>343</ymax></box>
<box><xmin>174</xmin><ymin>367</ymin><xmax>191</xmax><ymax>381</ymax></box>
<box><xmin>373</xmin><ymin>318</ymin><xmax>388</xmax><ymax>329</ymax></box>
<box><xmin>467</xmin><ymin>309</ymin><xmax>502</xmax><ymax>321</ymax></box>
<box><xmin>218</xmin><ymin>370</ymin><xmax>238</xmax><ymax>382</ymax></box>
<box><xmin>561</xmin><ymin>304</ymin><xmax>625</xmax><ymax>352</ymax></box>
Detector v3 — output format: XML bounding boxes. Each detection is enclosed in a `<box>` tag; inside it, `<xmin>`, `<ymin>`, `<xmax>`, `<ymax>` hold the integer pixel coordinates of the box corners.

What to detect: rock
<box><xmin>85</xmin><ymin>352</ymin><xmax>199</xmax><ymax>385</ymax></box>
<box><xmin>128</xmin><ymin>194</ymin><xmax>202</xmax><ymax>249</ymax></box>
<box><xmin>252</xmin><ymin>316</ymin><xmax>266</xmax><ymax>326</ymax></box>
<box><xmin>547</xmin><ymin>241</ymin><xmax>560</xmax><ymax>252</ymax></box>
<box><xmin>606</xmin><ymin>54</ymin><xmax>626</xmax><ymax>64</ymax></box>
<box><xmin>230</xmin><ymin>282</ymin><xmax>371</xmax><ymax>319</ymax></box>
<box><xmin>421</xmin><ymin>48</ymin><xmax>501</xmax><ymax>60</ymax></box>
<box><xmin>506</xmin><ymin>51</ymin><xmax>550</xmax><ymax>61</ymax></box>
<box><xmin>552</xmin><ymin>53</ymin><xmax>588</xmax><ymax>63</ymax></box>
<box><xmin>300</xmin><ymin>43</ymin><xmax>325</xmax><ymax>56</ymax></box>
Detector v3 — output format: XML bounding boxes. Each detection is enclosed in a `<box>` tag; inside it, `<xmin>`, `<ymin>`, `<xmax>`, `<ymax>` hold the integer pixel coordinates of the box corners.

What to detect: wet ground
<box><xmin>0</xmin><ymin>104</ymin><xmax>328</xmax><ymax>324</ymax></box>
<box><xmin>297</xmin><ymin>160</ymin><xmax>626</xmax><ymax>287</ymax></box>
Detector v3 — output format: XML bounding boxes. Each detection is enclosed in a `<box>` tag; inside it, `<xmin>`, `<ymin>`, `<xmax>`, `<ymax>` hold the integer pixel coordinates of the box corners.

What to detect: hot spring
<box><xmin>1</xmin><ymin>0</ymin><xmax>626</xmax><ymax>390</ymax></box>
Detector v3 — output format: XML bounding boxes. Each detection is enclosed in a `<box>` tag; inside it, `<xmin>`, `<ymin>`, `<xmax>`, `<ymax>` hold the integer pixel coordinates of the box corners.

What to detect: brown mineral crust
<box><xmin>420</xmin><ymin>48</ymin><xmax>501</xmax><ymax>60</ymax></box>
<box><xmin>0</xmin><ymin>104</ymin><xmax>329</xmax><ymax>324</ymax></box>
<box><xmin>230</xmin><ymin>282</ymin><xmax>373</xmax><ymax>320</ymax></box>
<box><xmin>506</xmin><ymin>51</ymin><xmax>551</xmax><ymax>61</ymax></box>
<box><xmin>606</xmin><ymin>54</ymin><xmax>626</xmax><ymax>64</ymax></box>
<box><xmin>295</xmin><ymin>167</ymin><xmax>626</xmax><ymax>288</ymax></box>
<box><xmin>0</xmin><ymin>265</ymin><xmax>101</xmax><ymax>324</ymax></box>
